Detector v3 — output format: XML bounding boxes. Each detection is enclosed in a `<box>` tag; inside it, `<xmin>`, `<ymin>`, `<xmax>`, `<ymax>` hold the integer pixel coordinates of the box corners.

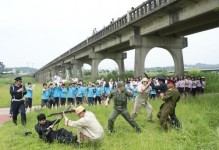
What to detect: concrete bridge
<box><xmin>35</xmin><ymin>0</ymin><xmax>219</xmax><ymax>83</ymax></box>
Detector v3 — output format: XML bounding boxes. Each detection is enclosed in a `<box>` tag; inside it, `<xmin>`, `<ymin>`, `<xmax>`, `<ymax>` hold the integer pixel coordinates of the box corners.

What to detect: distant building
<box><xmin>0</xmin><ymin>62</ymin><xmax>5</xmax><ymax>74</ymax></box>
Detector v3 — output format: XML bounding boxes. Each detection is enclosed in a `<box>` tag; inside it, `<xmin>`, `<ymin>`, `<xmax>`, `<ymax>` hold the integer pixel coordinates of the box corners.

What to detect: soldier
<box><xmin>157</xmin><ymin>79</ymin><xmax>181</xmax><ymax>131</ymax></box>
<box><xmin>105</xmin><ymin>81</ymin><xmax>141</xmax><ymax>133</ymax></box>
<box><xmin>131</xmin><ymin>78</ymin><xmax>153</xmax><ymax>122</ymax></box>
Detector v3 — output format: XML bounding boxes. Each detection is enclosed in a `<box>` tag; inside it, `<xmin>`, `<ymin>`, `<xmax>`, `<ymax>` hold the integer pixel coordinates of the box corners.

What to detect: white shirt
<box><xmin>68</xmin><ymin>111</ymin><xmax>104</xmax><ymax>140</ymax></box>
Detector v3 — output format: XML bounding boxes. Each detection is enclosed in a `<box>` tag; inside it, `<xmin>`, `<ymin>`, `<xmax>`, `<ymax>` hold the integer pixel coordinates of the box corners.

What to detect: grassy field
<box><xmin>0</xmin><ymin>73</ymin><xmax>219</xmax><ymax>149</ymax></box>
<box><xmin>0</xmin><ymin>94</ymin><xmax>219</xmax><ymax>150</ymax></box>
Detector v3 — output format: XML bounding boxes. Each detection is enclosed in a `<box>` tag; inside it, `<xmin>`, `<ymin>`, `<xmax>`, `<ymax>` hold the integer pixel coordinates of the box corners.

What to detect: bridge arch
<box><xmin>98</xmin><ymin>58</ymin><xmax>119</xmax><ymax>72</ymax></box>
<box><xmin>144</xmin><ymin>47</ymin><xmax>174</xmax><ymax>71</ymax></box>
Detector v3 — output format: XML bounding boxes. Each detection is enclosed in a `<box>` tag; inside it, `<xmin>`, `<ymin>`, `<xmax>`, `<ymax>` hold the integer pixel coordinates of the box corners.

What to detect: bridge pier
<box><xmin>71</xmin><ymin>60</ymin><xmax>83</xmax><ymax>79</ymax></box>
<box><xmin>89</xmin><ymin>52</ymin><xmax>127</xmax><ymax>79</ymax></box>
<box><xmin>130</xmin><ymin>35</ymin><xmax>187</xmax><ymax>77</ymax></box>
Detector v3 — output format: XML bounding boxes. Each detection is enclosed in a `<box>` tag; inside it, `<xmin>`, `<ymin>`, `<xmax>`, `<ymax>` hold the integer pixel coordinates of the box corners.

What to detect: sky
<box><xmin>0</xmin><ymin>0</ymin><xmax>219</xmax><ymax>70</ymax></box>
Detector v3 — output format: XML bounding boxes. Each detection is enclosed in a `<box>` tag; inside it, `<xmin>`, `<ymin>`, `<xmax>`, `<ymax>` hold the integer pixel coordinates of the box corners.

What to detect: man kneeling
<box><xmin>63</xmin><ymin>105</ymin><xmax>104</xmax><ymax>144</ymax></box>
<box><xmin>35</xmin><ymin>113</ymin><xmax>75</xmax><ymax>143</ymax></box>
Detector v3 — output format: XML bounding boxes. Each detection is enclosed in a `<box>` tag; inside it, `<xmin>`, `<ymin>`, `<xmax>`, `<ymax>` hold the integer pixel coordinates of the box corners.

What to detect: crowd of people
<box><xmin>9</xmin><ymin>74</ymin><xmax>206</xmax><ymax>145</ymax></box>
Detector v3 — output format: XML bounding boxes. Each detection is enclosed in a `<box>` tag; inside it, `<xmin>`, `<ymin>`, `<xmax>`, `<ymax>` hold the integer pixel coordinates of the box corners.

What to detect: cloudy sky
<box><xmin>0</xmin><ymin>0</ymin><xmax>219</xmax><ymax>70</ymax></box>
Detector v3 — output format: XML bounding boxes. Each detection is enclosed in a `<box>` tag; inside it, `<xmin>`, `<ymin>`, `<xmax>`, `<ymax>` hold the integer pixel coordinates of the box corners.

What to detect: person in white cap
<box><xmin>131</xmin><ymin>78</ymin><xmax>153</xmax><ymax>122</ymax></box>
<box><xmin>63</xmin><ymin>105</ymin><xmax>104</xmax><ymax>143</ymax></box>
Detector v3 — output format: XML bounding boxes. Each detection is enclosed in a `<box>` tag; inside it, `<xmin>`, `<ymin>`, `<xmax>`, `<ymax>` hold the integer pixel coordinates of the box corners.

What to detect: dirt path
<box><xmin>0</xmin><ymin>106</ymin><xmax>40</xmax><ymax>126</ymax></box>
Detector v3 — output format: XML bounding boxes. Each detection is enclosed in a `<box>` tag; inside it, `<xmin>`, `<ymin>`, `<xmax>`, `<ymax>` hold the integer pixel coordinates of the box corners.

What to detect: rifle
<box><xmin>44</xmin><ymin>117</ymin><xmax>61</xmax><ymax>136</ymax></box>
<box><xmin>44</xmin><ymin>106</ymin><xmax>72</xmax><ymax>137</ymax></box>
<box><xmin>144</xmin><ymin>72</ymin><xmax>150</xmax><ymax>79</ymax></box>
<box><xmin>47</xmin><ymin>106</ymin><xmax>75</xmax><ymax>117</ymax></box>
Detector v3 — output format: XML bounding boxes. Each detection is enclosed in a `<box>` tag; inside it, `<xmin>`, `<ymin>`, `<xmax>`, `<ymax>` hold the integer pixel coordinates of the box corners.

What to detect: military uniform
<box><xmin>157</xmin><ymin>88</ymin><xmax>180</xmax><ymax>130</ymax></box>
<box><xmin>108</xmin><ymin>88</ymin><xmax>141</xmax><ymax>133</ymax></box>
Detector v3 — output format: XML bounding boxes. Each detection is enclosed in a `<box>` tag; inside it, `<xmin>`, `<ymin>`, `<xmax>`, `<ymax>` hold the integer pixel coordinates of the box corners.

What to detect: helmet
<box><xmin>117</xmin><ymin>81</ymin><xmax>125</xmax><ymax>88</ymax></box>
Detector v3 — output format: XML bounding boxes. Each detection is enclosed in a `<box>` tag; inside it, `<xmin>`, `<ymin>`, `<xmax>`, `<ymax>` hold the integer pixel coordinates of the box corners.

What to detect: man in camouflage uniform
<box><xmin>105</xmin><ymin>81</ymin><xmax>141</xmax><ymax>133</ymax></box>
<box><xmin>157</xmin><ymin>79</ymin><xmax>181</xmax><ymax>131</ymax></box>
<box><xmin>131</xmin><ymin>78</ymin><xmax>153</xmax><ymax>122</ymax></box>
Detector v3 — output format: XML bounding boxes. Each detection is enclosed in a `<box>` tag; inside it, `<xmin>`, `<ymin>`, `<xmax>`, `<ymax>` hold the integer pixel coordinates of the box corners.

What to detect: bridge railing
<box><xmin>40</xmin><ymin>0</ymin><xmax>172</xmax><ymax>70</ymax></box>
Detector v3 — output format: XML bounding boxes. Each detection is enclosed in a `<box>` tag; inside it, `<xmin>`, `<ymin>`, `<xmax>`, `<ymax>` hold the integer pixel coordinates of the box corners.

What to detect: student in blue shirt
<box><xmin>41</xmin><ymin>83</ymin><xmax>48</xmax><ymax>108</ymax></box>
<box><xmin>60</xmin><ymin>83</ymin><xmax>67</xmax><ymax>106</ymax></box>
<box><xmin>53</xmin><ymin>83</ymin><xmax>61</xmax><ymax>109</ymax></box>
<box><xmin>132</xmin><ymin>83</ymin><xmax>138</xmax><ymax>101</ymax></box>
<box><xmin>47</xmin><ymin>83</ymin><xmax>54</xmax><ymax>109</ymax></box>
<box><xmin>104</xmin><ymin>82</ymin><xmax>110</xmax><ymax>98</ymax></box>
<box><xmin>25</xmin><ymin>82</ymin><xmax>33</xmax><ymax>111</ymax></box>
<box><xmin>87</xmin><ymin>83</ymin><xmax>96</xmax><ymax>106</ymax></box>
<box><xmin>67</xmin><ymin>83</ymin><xmax>75</xmax><ymax>106</ymax></box>
<box><xmin>75</xmin><ymin>83</ymin><xmax>83</xmax><ymax>105</ymax></box>
<box><xmin>82</xmin><ymin>82</ymin><xmax>88</xmax><ymax>104</ymax></box>
<box><xmin>94</xmin><ymin>82</ymin><xmax>102</xmax><ymax>105</ymax></box>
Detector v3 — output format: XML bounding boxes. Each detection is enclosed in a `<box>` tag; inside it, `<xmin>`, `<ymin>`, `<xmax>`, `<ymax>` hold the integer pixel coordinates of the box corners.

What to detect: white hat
<box><xmin>141</xmin><ymin>78</ymin><xmax>148</xmax><ymax>82</ymax></box>
<box><xmin>75</xmin><ymin>105</ymin><xmax>85</xmax><ymax>115</ymax></box>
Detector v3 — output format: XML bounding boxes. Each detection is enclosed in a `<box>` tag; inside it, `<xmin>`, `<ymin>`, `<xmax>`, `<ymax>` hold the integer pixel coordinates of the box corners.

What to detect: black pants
<box><xmin>54</xmin><ymin>97</ymin><xmax>60</xmax><ymax>107</ymax></box>
<box><xmin>94</xmin><ymin>96</ymin><xmax>101</xmax><ymax>105</ymax></box>
<box><xmin>56</xmin><ymin>128</ymin><xmax>74</xmax><ymax>143</ymax></box>
<box><xmin>12</xmin><ymin>100</ymin><xmax>26</xmax><ymax>125</ymax></box>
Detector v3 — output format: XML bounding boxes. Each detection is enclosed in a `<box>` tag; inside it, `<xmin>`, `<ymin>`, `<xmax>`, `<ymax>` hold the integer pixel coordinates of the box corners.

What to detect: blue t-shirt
<box><xmin>132</xmin><ymin>87</ymin><xmax>138</xmax><ymax>97</ymax></box>
<box><xmin>47</xmin><ymin>88</ymin><xmax>53</xmax><ymax>99</ymax></box>
<box><xmin>76</xmin><ymin>86</ymin><xmax>83</xmax><ymax>98</ymax></box>
<box><xmin>95</xmin><ymin>87</ymin><xmax>102</xmax><ymax>97</ymax></box>
<box><xmin>26</xmin><ymin>87</ymin><xmax>32</xmax><ymax>98</ymax></box>
<box><xmin>42</xmin><ymin>88</ymin><xmax>48</xmax><ymax>100</ymax></box>
<box><xmin>67</xmin><ymin>87</ymin><xmax>75</xmax><ymax>98</ymax></box>
<box><xmin>60</xmin><ymin>87</ymin><xmax>67</xmax><ymax>98</ymax></box>
<box><xmin>53</xmin><ymin>87</ymin><xmax>60</xmax><ymax>98</ymax></box>
<box><xmin>87</xmin><ymin>87</ymin><xmax>96</xmax><ymax>97</ymax></box>
<box><xmin>104</xmin><ymin>87</ymin><xmax>110</xmax><ymax>97</ymax></box>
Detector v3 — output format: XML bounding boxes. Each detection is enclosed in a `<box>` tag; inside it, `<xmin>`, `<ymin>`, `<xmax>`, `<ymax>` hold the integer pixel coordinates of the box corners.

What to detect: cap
<box><xmin>158</xmin><ymin>77</ymin><xmax>166</xmax><ymax>83</ymax></box>
<box><xmin>141</xmin><ymin>77</ymin><xmax>148</xmax><ymax>82</ymax></box>
<box><xmin>117</xmin><ymin>81</ymin><xmax>125</xmax><ymax>88</ymax></box>
<box><xmin>75</xmin><ymin>105</ymin><xmax>85</xmax><ymax>115</ymax></box>
<box><xmin>167</xmin><ymin>79</ymin><xmax>175</xmax><ymax>85</ymax></box>
<box><xmin>14</xmin><ymin>77</ymin><xmax>22</xmax><ymax>81</ymax></box>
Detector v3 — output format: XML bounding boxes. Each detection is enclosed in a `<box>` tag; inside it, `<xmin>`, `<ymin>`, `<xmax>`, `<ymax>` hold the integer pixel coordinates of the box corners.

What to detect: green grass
<box><xmin>1</xmin><ymin>73</ymin><xmax>219</xmax><ymax>149</ymax></box>
<box><xmin>0</xmin><ymin>94</ymin><xmax>219</xmax><ymax>150</ymax></box>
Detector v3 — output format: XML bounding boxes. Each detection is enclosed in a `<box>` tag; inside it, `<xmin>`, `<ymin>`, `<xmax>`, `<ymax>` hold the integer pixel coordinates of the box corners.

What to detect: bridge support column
<box><xmin>130</xmin><ymin>35</ymin><xmax>187</xmax><ymax>77</ymax></box>
<box><xmin>134</xmin><ymin>47</ymin><xmax>151</xmax><ymax>77</ymax></box>
<box><xmin>71</xmin><ymin>60</ymin><xmax>83</xmax><ymax>79</ymax></box>
<box><xmin>61</xmin><ymin>66</ymin><xmax>66</xmax><ymax>79</ymax></box>
<box><xmin>114</xmin><ymin>53</ymin><xmax>127</xmax><ymax>75</ymax></box>
<box><xmin>169</xmin><ymin>48</ymin><xmax>184</xmax><ymax>75</ymax></box>
<box><xmin>91</xmin><ymin>59</ymin><xmax>101</xmax><ymax>79</ymax></box>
